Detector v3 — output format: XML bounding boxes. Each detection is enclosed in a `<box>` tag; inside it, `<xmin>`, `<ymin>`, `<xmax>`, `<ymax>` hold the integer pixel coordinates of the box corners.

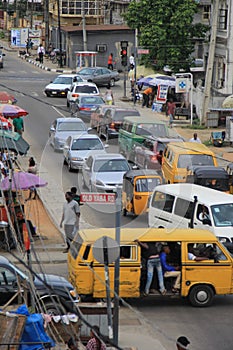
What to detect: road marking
<box><xmin>31</xmin><ymin>70</ymin><xmax>40</xmax><ymax>74</ymax></box>
<box><xmin>52</xmin><ymin>106</ymin><xmax>66</xmax><ymax>117</ymax></box>
<box><xmin>31</xmin><ymin>92</ymin><xmax>39</xmax><ymax>96</ymax></box>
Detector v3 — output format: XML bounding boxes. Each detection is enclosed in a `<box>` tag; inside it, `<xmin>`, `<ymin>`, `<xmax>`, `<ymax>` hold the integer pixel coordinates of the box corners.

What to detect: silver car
<box><xmin>82</xmin><ymin>153</ymin><xmax>130</xmax><ymax>192</ymax></box>
<box><xmin>63</xmin><ymin>134</ymin><xmax>107</xmax><ymax>171</ymax></box>
<box><xmin>49</xmin><ymin>117</ymin><xmax>88</xmax><ymax>151</ymax></box>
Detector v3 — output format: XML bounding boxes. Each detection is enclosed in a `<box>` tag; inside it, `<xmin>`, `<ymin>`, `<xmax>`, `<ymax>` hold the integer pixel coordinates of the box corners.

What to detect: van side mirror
<box><xmin>203</xmin><ymin>218</ymin><xmax>211</xmax><ymax>226</ymax></box>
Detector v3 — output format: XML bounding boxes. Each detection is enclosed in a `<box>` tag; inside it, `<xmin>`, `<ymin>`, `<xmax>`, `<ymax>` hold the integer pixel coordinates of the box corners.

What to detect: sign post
<box><xmin>175</xmin><ymin>73</ymin><xmax>193</xmax><ymax>125</ymax></box>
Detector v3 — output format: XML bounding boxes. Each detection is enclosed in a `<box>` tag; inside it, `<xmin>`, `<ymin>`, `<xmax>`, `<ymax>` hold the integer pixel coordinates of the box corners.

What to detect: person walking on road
<box><xmin>176</xmin><ymin>336</ymin><xmax>190</xmax><ymax>350</ymax></box>
<box><xmin>104</xmin><ymin>83</ymin><xmax>114</xmax><ymax>105</ymax></box>
<box><xmin>129</xmin><ymin>53</ymin><xmax>135</xmax><ymax>68</ymax></box>
<box><xmin>37</xmin><ymin>44</ymin><xmax>45</xmax><ymax>64</ymax></box>
<box><xmin>86</xmin><ymin>326</ymin><xmax>106</xmax><ymax>350</ymax></box>
<box><xmin>13</xmin><ymin>116</ymin><xmax>24</xmax><ymax>135</ymax></box>
<box><xmin>107</xmin><ymin>53</ymin><xmax>113</xmax><ymax>70</ymax></box>
<box><xmin>60</xmin><ymin>191</ymin><xmax>80</xmax><ymax>253</ymax></box>
<box><xmin>167</xmin><ymin>99</ymin><xmax>176</xmax><ymax>128</ymax></box>
<box><xmin>189</xmin><ymin>133</ymin><xmax>201</xmax><ymax>143</ymax></box>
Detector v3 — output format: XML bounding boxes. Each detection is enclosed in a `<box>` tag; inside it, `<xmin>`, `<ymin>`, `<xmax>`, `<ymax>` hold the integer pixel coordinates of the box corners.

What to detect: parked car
<box><xmin>49</xmin><ymin>117</ymin><xmax>89</xmax><ymax>151</ymax></box>
<box><xmin>44</xmin><ymin>74</ymin><xmax>84</xmax><ymax>97</ymax></box>
<box><xmin>98</xmin><ymin>107</ymin><xmax>141</xmax><ymax>140</ymax></box>
<box><xmin>134</xmin><ymin>136</ymin><xmax>183</xmax><ymax>169</ymax></box>
<box><xmin>77</xmin><ymin>67</ymin><xmax>120</xmax><ymax>87</ymax></box>
<box><xmin>0</xmin><ymin>48</ymin><xmax>5</xmax><ymax>68</ymax></box>
<box><xmin>82</xmin><ymin>153</ymin><xmax>131</xmax><ymax>192</ymax></box>
<box><xmin>90</xmin><ymin>105</ymin><xmax>116</xmax><ymax>130</ymax></box>
<box><xmin>0</xmin><ymin>255</ymin><xmax>79</xmax><ymax>315</ymax></box>
<box><xmin>67</xmin><ymin>82</ymin><xmax>100</xmax><ymax>107</ymax></box>
<box><xmin>63</xmin><ymin>134</ymin><xmax>107</xmax><ymax>171</ymax></box>
<box><xmin>70</xmin><ymin>95</ymin><xmax>105</xmax><ymax>119</ymax></box>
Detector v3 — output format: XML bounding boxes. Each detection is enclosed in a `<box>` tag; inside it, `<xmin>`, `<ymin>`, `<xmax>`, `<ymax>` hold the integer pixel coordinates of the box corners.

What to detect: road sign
<box><xmin>176</xmin><ymin>77</ymin><xmax>189</xmax><ymax>93</ymax></box>
<box><xmin>137</xmin><ymin>49</ymin><xmax>149</xmax><ymax>54</ymax></box>
<box><xmin>93</xmin><ymin>236</ymin><xmax>120</xmax><ymax>264</ymax></box>
<box><xmin>80</xmin><ymin>193</ymin><xmax>116</xmax><ymax>204</ymax></box>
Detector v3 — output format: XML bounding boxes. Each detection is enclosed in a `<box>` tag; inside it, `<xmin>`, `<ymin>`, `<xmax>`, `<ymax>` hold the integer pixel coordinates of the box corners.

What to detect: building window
<box><xmin>61</xmin><ymin>0</ymin><xmax>99</xmax><ymax>15</ymax></box>
<box><xmin>203</xmin><ymin>5</ymin><xmax>211</xmax><ymax>21</ymax></box>
<box><xmin>218</xmin><ymin>8</ymin><xmax>228</xmax><ymax>30</ymax></box>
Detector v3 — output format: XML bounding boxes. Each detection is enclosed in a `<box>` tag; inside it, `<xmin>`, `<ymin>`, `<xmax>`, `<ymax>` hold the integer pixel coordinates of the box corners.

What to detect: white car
<box><xmin>82</xmin><ymin>153</ymin><xmax>131</xmax><ymax>192</ymax></box>
<box><xmin>44</xmin><ymin>74</ymin><xmax>84</xmax><ymax>97</ymax></box>
<box><xmin>66</xmin><ymin>82</ymin><xmax>100</xmax><ymax>107</ymax></box>
<box><xmin>63</xmin><ymin>134</ymin><xmax>107</xmax><ymax>171</ymax></box>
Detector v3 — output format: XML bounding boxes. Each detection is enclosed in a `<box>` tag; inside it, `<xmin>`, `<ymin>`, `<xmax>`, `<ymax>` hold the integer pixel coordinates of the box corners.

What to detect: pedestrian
<box><xmin>70</xmin><ymin>186</ymin><xmax>83</xmax><ymax>206</ymax></box>
<box><xmin>13</xmin><ymin>116</ymin><xmax>24</xmax><ymax>135</ymax></box>
<box><xmin>37</xmin><ymin>43</ymin><xmax>45</xmax><ymax>64</ymax></box>
<box><xmin>26</xmin><ymin>157</ymin><xmax>38</xmax><ymax>201</ymax></box>
<box><xmin>167</xmin><ymin>98</ymin><xmax>176</xmax><ymax>128</ymax></box>
<box><xmin>128</xmin><ymin>64</ymin><xmax>135</xmax><ymax>90</ymax></box>
<box><xmin>104</xmin><ymin>83</ymin><xmax>114</xmax><ymax>105</ymax></box>
<box><xmin>60</xmin><ymin>191</ymin><xmax>80</xmax><ymax>253</ymax></box>
<box><xmin>189</xmin><ymin>132</ymin><xmax>201</xmax><ymax>143</ymax></box>
<box><xmin>107</xmin><ymin>53</ymin><xmax>113</xmax><ymax>70</ymax></box>
<box><xmin>86</xmin><ymin>326</ymin><xmax>106</xmax><ymax>350</ymax></box>
<box><xmin>135</xmin><ymin>239</ymin><xmax>166</xmax><ymax>296</ymax></box>
<box><xmin>176</xmin><ymin>336</ymin><xmax>190</xmax><ymax>350</ymax></box>
<box><xmin>129</xmin><ymin>53</ymin><xmax>135</xmax><ymax>68</ymax></box>
<box><xmin>142</xmin><ymin>86</ymin><xmax>153</xmax><ymax>108</ymax></box>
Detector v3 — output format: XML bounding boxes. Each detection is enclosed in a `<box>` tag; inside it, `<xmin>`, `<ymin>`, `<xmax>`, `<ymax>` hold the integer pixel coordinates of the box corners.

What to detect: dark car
<box><xmin>98</xmin><ymin>107</ymin><xmax>141</xmax><ymax>140</ymax></box>
<box><xmin>77</xmin><ymin>67</ymin><xmax>120</xmax><ymax>87</ymax></box>
<box><xmin>70</xmin><ymin>95</ymin><xmax>105</xmax><ymax>119</ymax></box>
<box><xmin>0</xmin><ymin>255</ymin><xmax>79</xmax><ymax>314</ymax></box>
<box><xmin>135</xmin><ymin>136</ymin><xmax>183</xmax><ymax>170</ymax></box>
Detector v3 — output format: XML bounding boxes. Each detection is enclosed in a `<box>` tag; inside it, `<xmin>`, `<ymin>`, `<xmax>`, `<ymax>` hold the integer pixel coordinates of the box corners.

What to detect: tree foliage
<box><xmin>124</xmin><ymin>0</ymin><xmax>209</xmax><ymax>72</ymax></box>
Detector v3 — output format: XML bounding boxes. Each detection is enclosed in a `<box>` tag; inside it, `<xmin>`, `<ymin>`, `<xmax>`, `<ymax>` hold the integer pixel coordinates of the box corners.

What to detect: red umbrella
<box><xmin>1</xmin><ymin>171</ymin><xmax>47</xmax><ymax>190</ymax></box>
<box><xmin>0</xmin><ymin>116</ymin><xmax>12</xmax><ymax>130</ymax></box>
<box><xmin>0</xmin><ymin>104</ymin><xmax>28</xmax><ymax>118</ymax></box>
<box><xmin>0</xmin><ymin>91</ymin><xmax>17</xmax><ymax>104</ymax></box>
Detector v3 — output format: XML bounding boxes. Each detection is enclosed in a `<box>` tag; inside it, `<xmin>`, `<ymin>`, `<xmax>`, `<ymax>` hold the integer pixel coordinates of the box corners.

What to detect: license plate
<box><xmin>52</xmin><ymin>91</ymin><xmax>57</xmax><ymax>94</ymax></box>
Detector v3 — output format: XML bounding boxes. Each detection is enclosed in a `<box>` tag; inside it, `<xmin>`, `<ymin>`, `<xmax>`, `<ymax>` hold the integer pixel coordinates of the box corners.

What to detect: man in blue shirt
<box><xmin>160</xmin><ymin>244</ymin><xmax>181</xmax><ymax>293</ymax></box>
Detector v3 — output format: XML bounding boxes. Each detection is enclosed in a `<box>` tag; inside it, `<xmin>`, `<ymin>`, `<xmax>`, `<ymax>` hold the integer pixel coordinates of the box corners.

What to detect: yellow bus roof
<box><xmin>167</xmin><ymin>142</ymin><xmax>215</xmax><ymax>155</ymax></box>
<box><xmin>78</xmin><ymin>228</ymin><xmax>217</xmax><ymax>244</ymax></box>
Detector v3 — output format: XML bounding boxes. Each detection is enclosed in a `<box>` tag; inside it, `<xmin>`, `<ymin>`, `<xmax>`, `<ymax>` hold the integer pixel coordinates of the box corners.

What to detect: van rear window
<box><xmin>151</xmin><ymin>191</ymin><xmax>174</xmax><ymax>213</ymax></box>
<box><xmin>177</xmin><ymin>154</ymin><xmax>214</xmax><ymax>168</ymax></box>
<box><xmin>174</xmin><ymin>198</ymin><xmax>194</xmax><ymax>219</ymax></box>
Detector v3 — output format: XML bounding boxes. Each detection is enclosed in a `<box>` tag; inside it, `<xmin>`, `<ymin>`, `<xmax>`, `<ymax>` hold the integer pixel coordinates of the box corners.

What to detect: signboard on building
<box><xmin>156</xmin><ymin>84</ymin><xmax>168</xmax><ymax>103</ymax></box>
<box><xmin>137</xmin><ymin>49</ymin><xmax>149</xmax><ymax>54</ymax></box>
<box><xmin>176</xmin><ymin>77</ymin><xmax>190</xmax><ymax>93</ymax></box>
<box><xmin>80</xmin><ymin>193</ymin><xmax>116</xmax><ymax>204</ymax></box>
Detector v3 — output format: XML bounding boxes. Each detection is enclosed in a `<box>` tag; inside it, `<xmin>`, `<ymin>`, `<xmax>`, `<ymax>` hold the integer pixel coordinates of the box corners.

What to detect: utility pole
<box><xmin>202</xmin><ymin>0</ymin><xmax>219</xmax><ymax>125</ymax></box>
<box><xmin>30</xmin><ymin>0</ymin><xmax>34</xmax><ymax>28</ymax></box>
<box><xmin>15</xmin><ymin>0</ymin><xmax>19</xmax><ymax>27</ymax></box>
<box><xmin>81</xmin><ymin>0</ymin><xmax>88</xmax><ymax>66</ymax></box>
<box><xmin>44</xmin><ymin>0</ymin><xmax>49</xmax><ymax>51</ymax></box>
<box><xmin>57</xmin><ymin>0</ymin><xmax>63</xmax><ymax>68</ymax></box>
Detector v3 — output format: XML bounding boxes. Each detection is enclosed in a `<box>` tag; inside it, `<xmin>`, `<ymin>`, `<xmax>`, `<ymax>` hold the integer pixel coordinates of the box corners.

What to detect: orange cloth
<box><xmin>143</xmin><ymin>87</ymin><xmax>153</xmax><ymax>95</ymax></box>
<box><xmin>108</xmin><ymin>55</ymin><xmax>113</xmax><ymax>65</ymax></box>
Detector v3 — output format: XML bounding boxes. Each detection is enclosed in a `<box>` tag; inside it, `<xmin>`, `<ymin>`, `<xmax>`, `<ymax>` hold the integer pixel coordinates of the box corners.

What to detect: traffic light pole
<box><xmin>123</xmin><ymin>68</ymin><xmax>127</xmax><ymax>99</ymax></box>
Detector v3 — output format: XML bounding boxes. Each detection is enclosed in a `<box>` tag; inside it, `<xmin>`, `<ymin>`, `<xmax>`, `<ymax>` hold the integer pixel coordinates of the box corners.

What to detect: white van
<box><xmin>148</xmin><ymin>183</ymin><xmax>233</xmax><ymax>242</ymax></box>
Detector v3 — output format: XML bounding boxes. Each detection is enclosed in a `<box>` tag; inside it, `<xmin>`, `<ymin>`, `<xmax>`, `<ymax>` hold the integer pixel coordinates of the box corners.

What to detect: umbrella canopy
<box><xmin>1</xmin><ymin>171</ymin><xmax>47</xmax><ymax>191</ymax></box>
<box><xmin>137</xmin><ymin>77</ymin><xmax>153</xmax><ymax>86</ymax></box>
<box><xmin>0</xmin><ymin>116</ymin><xmax>12</xmax><ymax>130</ymax></box>
<box><xmin>0</xmin><ymin>104</ymin><xmax>28</xmax><ymax>118</ymax></box>
<box><xmin>0</xmin><ymin>130</ymin><xmax>29</xmax><ymax>155</ymax></box>
<box><xmin>149</xmin><ymin>75</ymin><xmax>176</xmax><ymax>87</ymax></box>
<box><xmin>0</xmin><ymin>91</ymin><xmax>17</xmax><ymax>104</ymax></box>
<box><xmin>222</xmin><ymin>95</ymin><xmax>233</xmax><ymax>108</ymax></box>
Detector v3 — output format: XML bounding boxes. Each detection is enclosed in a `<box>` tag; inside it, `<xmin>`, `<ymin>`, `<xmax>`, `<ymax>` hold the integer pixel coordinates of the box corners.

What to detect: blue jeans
<box><xmin>145</xmin><ymin>257</ymin><xmax>165</xmax><ymax>294</ymax></box>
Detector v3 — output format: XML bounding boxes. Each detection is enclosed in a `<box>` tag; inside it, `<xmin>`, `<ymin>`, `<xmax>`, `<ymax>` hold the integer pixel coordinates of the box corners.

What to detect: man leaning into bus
<box><xmin>160</xmin><ymin>244</ymin><xmax>181</xmax><ymax>293</ymax></box>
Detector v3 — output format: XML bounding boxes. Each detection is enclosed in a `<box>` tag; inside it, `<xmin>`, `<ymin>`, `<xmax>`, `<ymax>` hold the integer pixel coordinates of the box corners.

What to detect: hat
<box><xmin>176</xmin><ymin>336</ymin><xmax>190</xmax><ymax>349</ymax></box>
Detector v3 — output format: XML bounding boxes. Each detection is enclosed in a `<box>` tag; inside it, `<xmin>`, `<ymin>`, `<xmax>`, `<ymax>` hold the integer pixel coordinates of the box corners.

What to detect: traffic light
<box><xmin>121</xmin><ymin>48</ymin><xmax>128</xmax><ymax>67</ymax></box>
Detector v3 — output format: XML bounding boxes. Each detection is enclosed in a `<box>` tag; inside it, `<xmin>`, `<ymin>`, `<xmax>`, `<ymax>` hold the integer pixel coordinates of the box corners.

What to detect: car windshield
<box><xmin>211</xmin><ymin>203</ymin><xmax>233</xmax><ymax>227</ymax></box>
<box><xmin>177</xmin><ymin>154</ymin><xmax>214</xmax><ymax>168</ymax></box>
<box><xmin>79</xmin><ymin>68</ymin><xmax>95</xmax><ymax>75</ymax></box>
<box><xmin>76</xmin><ymin>86</ymin><xmax>98</xmax><ymax>94</ymax></box>
<box><xmin>57</xmin><ymin>122</ymin><xmax>86</xmax><ymax>131</ymax></box>
<box><xmin>53</xmin><ymin>77</ymin><xmax>73</xmax><ymax>84</ymax></box>
<box><xmin>114</xmin><ymin>110</ymin><xmax>140</xmax><ymax>121</ymax></box>
<box><xmin>94</xmin><ymin>159</ymin><xmax>130</xmax><ymax>172</ymax></box>
<box><xmin>71</xmin><ymin>138</ymin><xmax>103</xmax><ymax>150</ymax></box>
<box><xmin>135</xmin><ymin>124</ymin><xmax>167</xmax><ymax>137</ymax></box>
<box><xmin>80</xmin><ymin>97</ymin><xmax>104</xmax><ymax>104</ymax></box>
<box><xmin>135</xmin><ymin>177</ymin><xmax>162</xmax><ymax>192</ymax></box>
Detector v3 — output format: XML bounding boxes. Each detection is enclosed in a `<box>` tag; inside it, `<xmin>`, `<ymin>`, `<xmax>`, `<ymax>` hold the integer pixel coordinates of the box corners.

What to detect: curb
<box><xmin>19</xmin><ymin>55</ymin><xmax>76</xmax><ymax>73</ymax></box>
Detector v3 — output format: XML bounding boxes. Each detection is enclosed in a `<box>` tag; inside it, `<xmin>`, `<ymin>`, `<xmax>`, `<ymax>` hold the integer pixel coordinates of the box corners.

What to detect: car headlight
<box><xmin>71</xmin><ymin>157</ymin><xmax>83</xmax><ymax>161</ymax></box>
<box><xmin>69</xmin><ymin>289</ymin><xmax>78</xmax><ymax>299</ymax></box>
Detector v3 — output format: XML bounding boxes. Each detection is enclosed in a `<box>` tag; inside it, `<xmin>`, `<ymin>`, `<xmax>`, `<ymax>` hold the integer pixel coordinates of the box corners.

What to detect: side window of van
<box><xmin>175</xmin><ymin>198</ymin><xmax>194</xmax><ymax>219</ymax></box>
<box><xmin>120</xmin><ymin>245</ymin><xmax>137</xmax><ymax>260</ymax></box>
<box><xmin>128</xmin><ymin>123</ymin><xmax>133</xmax><ymax>133</ymax></box>
<box><xmin>151</xmin><ymin>191</ymin><xmax>174</xmax><ymax>213</ymax></box>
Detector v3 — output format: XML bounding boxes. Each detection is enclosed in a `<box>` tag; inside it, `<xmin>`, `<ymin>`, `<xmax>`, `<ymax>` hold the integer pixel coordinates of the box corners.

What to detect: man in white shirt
<box><xmin>129</xmin><ymin>53</ymin><xmax>135</xmax><ymax>68</ymax></box>
<box><xmin>37</xmin><ymin>44</ymin><xmax>45</xmax><ymax>64</ymax></box>
<box><xmin>189</xmin><ymin>133</ymin><xmax>201</xmax><ymax>143</ymax></box>
<box><xmin>60</xmin><ymin>191</ymin><xmax>80</xmax><ymax>253</ymax></box>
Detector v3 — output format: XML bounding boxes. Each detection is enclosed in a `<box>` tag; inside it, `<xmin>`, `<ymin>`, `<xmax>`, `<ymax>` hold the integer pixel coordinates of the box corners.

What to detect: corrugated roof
<box><xmin>61</xmin><ymin>24</ymin><xmax>131</xmax><ymax>33</ymax></box>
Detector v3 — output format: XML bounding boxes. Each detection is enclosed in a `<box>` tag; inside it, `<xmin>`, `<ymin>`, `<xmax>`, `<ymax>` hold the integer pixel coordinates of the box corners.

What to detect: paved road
<box><xmin>2</xmin><ymin>52</ymin><xmax>233</xmax><ymax>350</ymax></box>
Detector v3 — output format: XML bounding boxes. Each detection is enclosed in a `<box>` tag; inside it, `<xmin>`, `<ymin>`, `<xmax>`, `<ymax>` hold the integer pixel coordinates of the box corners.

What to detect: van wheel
<box><xmin>39</xmin><ymin>301</ymin><xmax>66</xmax><ymax>316</ymax></box>
<box><xmin>189</xmin><ymin>285</ymin><xmax>214</xmax><ymax>307</ymax></box>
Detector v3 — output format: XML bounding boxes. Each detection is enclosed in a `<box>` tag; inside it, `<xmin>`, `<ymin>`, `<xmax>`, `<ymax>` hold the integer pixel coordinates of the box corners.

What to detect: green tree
<box><xmin>124</xmin><ymin>0</ymin><xmax>208</xmax><ymax>72</ymax></box>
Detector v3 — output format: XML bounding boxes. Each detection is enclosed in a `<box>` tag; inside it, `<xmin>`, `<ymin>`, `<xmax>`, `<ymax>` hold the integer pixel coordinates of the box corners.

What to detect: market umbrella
<box><xmin>0</xmin><ymin>130</ymin><xmax>29</xmax><ymax>155</ymax></box>
<box><xmin>149</xmin><ymin>75</ymin><xmax>176</xmax><ymax>87</ymax></box>
<box><xmin>0</xmin><ymin>104</ymin><xmax>28</xmax><ymax>118</ymax></box>
<box><xmin>0</xmin><ymin>116</ymin><xmax>12</xmax><ymax>130</ymax></box>
<box><xmin>1</xmin><ymin>171</ymin><xmax>47</xmax><ymax>191</ymax></box>
<box><xmin>0</xmin><ymin>91</ymin><xmax>17</xmax><ymax>104</ymax></box>
<box><xmin>137</xmin><ymin>77</ymin><xmax>153</xmax><ymax>86</ymax></box>
<box><xmin>222</xmin><ymin>95</ymin><xmax>233</xmax><ymax>108</ymax></box>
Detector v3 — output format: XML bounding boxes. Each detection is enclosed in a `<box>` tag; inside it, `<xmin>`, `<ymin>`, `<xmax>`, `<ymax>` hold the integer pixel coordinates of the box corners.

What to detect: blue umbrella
<box><xmin>149</xmin><ymin>75</ymin><xmax>176</xmax><ymax>87</ymax></box>
<box><xmin>137</xmin><ymin>77</ymin><xmax>153</xmax><ymax>86</ymax></box>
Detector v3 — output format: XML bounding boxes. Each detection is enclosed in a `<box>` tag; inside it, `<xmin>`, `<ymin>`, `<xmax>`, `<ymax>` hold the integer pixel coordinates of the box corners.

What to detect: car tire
<box><xmin>39</xmin><ymin>300</ymin><xmax>66</xmax><ymax>316</ymax></box>
<box><xmin>68</xmin><ymin>161</ymin><xmax>73</xmax><ymax>172</ymax></box>
<box><xmin>110</xmin><ymin>78</ymin><xmax>115</xmax><ymax>87</ymax></box>
<box><xmin>188</xmin><ymin>284</ymin><xmax>214</xmax><ymax>307</ymax></box>
<box><xmin>45</xmin><ymin>92</ymin><xmax>51</xmax><ymax>97</ymax></box>
<box><xmin>67</xmin><ymin>100</ymin><xmax>70</xmax><ymax>108</ymax></box>
<box><xmin>63</xmin><ymin>157</ymin><xmax>68</xmax><ymax>165</ymax></box>
<box><xmin>122</xmin><ymin>208</ymin><xmax>127</xmax><ymax>216</ymax></box>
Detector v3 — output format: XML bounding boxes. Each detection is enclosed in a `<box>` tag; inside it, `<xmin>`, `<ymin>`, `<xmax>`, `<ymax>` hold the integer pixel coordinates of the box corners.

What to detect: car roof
<box><xmin>56</xmin><ymin>117</ymin><xmax>84</xmax><ymax>123</ymax></box>
<box><xmin>73</xmin><ymin>82</ymin><xmax>98</xmax><ymax>87</ymax></box>
<box><xmin>91</xmin><ymin>153</ymin><xmax>126</xmax><ymax>160</ymax></box>
<box><xmin>71</xmin><ymin>134</ymin><xmax>101</xmax><ymax>140</ymax></box>
<box><xmin>145</xmin><ymin>136</ymin><xmax>183</xmax><ymax>143</ymax></box>
<box><xmin>190</xmin><ymin>166</ymin><xmax>228</xmax><ymax>179</ymax></box>
<box><xmin>77</xmin><ymin>228</ymin><xmax>217</xmax><ymax>244</ymax></box>
<box><xmin>153</xmin><ymin>183</ymin><xmax>233</xmax><ymax>205</ymax></box>
<box><xmin>124</xmin><ymin>169</ymin><xmax>162</xmax><ymax>179</ymax></box>
<box><xmin>167</xmin><ymin>142</ymin><xmax>214</xmax><ymax>155</ymax></box>
<box><xmin>57</xmin><ymin>74</ymin><xmax>80</xmax><ymax>78</ymax></box>
<box><xmin>123</xmin><ymin>116</ymin><xmax>166</xmax><ymax>124</ymax></box>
